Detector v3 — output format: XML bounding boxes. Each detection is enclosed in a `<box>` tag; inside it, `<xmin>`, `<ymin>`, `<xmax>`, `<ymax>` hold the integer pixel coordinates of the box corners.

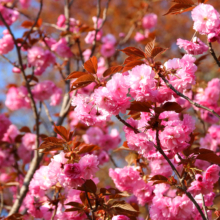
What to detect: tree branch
<box><xmin>90</xmin><ymin>0</ymin><xmax>111</xmax><ymax>57</ymax></box>
<box><xmin>201</xmin><ymin>193</ymin><xmax>209</xmax><ymax>220</ymax></box>
<box><xmin>116</xmin><ymin>112</ymin><xmax>207</xmax><ymax>220</ymax></box>
<box><xmin>20</xmin><ymin>0</ymin><xmax>43</xmax><ymax>48</ymax></box>
<box><xmin>208</xmin><ymin>42</ymin><xmax>220</xmax><ymax>67</ymax></box>
<box><xmin>158</xmin><ymin>72</ymin><xmax>220</xmax><ymax>119</ymax></box>
<box><xmin>115</xmin><ymin>114</ymin><xmax>139</xmax><ymax>134</ymax></box>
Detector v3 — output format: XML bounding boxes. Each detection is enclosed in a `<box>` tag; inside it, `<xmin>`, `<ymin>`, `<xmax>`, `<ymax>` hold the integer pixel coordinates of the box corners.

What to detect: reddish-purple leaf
<box><xmin>122</xmin><ymin>60</ymin><xmax>145</xmax><ymax>72</ymax></box>
<box><xmin>84</xmin><ymin>56</ymin><xmax>98</xmax><ymax>73</ymax></box>
<box><xmin>145</xmin><ymin>39</ymin><xmax>156</xmax><ymax>57</ymax></box>
<box><xmin>120</xmin><ymin>47</ymin><xmax>145</xmax><ymax>58</ymax></box>
<box><xmin>163</xmin><ymin>4</ymin><xmax>195</xmax><ymax>15</ymax></box>
<box><xmin>103</xmin><ymin>65</ymin><xmax>123</xmax><ymax>77</ymax></box>
<box><xmin>54</xmin><ymin>125</ymin><xmax>69</xmax><ymax>141</ymax></box>
<box><xmin>66</xmin><ymin>71</ymin><xmax>87</xmax><ymax>80</ymax></box>
<box><xmin>151</xmin><ymin>47</ymin><xmax>168</xmax><ymax>58</ymax></box>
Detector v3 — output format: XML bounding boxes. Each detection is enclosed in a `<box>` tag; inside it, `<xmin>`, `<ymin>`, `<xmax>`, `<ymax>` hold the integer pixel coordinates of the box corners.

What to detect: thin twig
<box><xmin>90</xmin><ymin>0</ymin><xmax>111</xmax><ymax>58</ymax></box>
<box><xmin>0</xmin><ymin>191</ymin><xmax>3</xmax><ymax>216</ymax></box>
<box><xmin>76</xmin><ymin>38</ymin><xmax>85</xmax><ymax>64</ymax></box>
<box><xmin>116</xmin><ymin>113</ymin><xmax>207</xmax><ymax>220</ymax></box>
<box><xmin>119</xmin><ymin>25</ymin><xmax>135</xmax><ymax>45</ymax></box>
<box><xmin>42</xmin><ymin>102</ymin><xmax>54</xmax><ymax>125</ymax></box>
<box><xmin>201</xmin><ymin>193</ymin><xmax>209</xmax><ymax>220</ymax></box>
<box><xmin>109</xmin><ymin>154</ymin><xmax>118</xmax><ymax>167</ymax></box>
<box><xmin>116</xmin><ymin>114</ymin><xmax>139</xmax><ymax>134</ymax></box>
<box><xmin>208</xmin><ymin>42</ymin><xmax>220</xmax><ymax>67</ymax></box>
<box><xmin>0</xmin><ymin>55</ymin><xmax>16</xmax><ymax>66</ymax></box>
<box><xmin>20</xmin><ymin>0</ymin><xmax>43</xmax><ymax>48</ymax></box>
<box><xmin>158</xmin><ymin>72</ymin><xmax>220</xmax><ymax>119</ymax></box>
<box><xmin>0</xmin><ymin>11</ymin><xmax>42</xmax><ymax>216</ymax></box>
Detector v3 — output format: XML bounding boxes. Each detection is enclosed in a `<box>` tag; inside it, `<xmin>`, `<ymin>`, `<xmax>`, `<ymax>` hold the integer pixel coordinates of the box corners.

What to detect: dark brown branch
<box><xmin>158</xmin><ymin>72</ymin><xmax>220</xmax><ymax>119</ymax></box>
<box><xmin>109</xmin><ymin>154</ymin><xmax>118</xmax><ymax>167</ymax></box>
<box><xmin>116</xmin><ymin>112</ymin><xmax>207</xmax><ymax>220</ymax></box>
<box><xmin>0</xmin><ymin>192</ymin><xmax>3</xmax><ymax>216</ymax></box>
<box><xmin>0</xmin><ymin>11</ymin><xmax>42</xmax><ymax>216</ymax></box>
<box><xmin>155</xmin><ymin>129</ymin><xmax>207</xmax><ymax>220</ymax></box>
<box><xmin>208</xmin><ymin>42</ymin><xmax>220</xmax><ymax>67</ymax></box>
<box><xmin>76</xmin><ymin>38</ymin><xmax>85</xmax><ymax>64</ymax></box>
<box><xmin>20</xmin><ymin>0</ymin><xmax>43</xmax><ymax>48</ymax></box>
<box><xmin>115</xmin><ymin>114</ymin><xmax>139</xmax><ymax>134</ymax></box>
<box><xmin>155</xmin><ymin>129</ymin><xmax>181</xmax><ymax>179</ymax></box>
<box><xmin>90</xmin><ymin>0</ymin><xmax>111</xmax><ymax>57</ymax></box>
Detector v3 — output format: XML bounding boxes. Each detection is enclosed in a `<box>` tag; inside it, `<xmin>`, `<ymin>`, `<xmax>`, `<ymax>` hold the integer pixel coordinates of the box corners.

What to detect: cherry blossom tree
<box><xmin>0</xmin><ymin>0</ymin><xmax>220</xmax><ymax>219</ymax></box>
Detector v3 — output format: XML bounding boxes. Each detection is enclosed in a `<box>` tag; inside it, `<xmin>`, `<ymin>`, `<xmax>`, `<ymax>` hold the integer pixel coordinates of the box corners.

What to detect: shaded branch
<box><xmin>208</xmin><ymin>42</ymin><xmax>220</xmax><ymax>67</ymax></box>
<box><xmin>116</xmin><ymin>112</ymin><xmax>207</xmax><ymax>220</ymax></box>
<box><xmin>0</xmin><ymin>11</ymin><xmax>42</xmax><ymax>216</ymax></box>
<box><xmin>115</xmin><ymin>114</ymin><xmax>139</xmax><ymax>134</ymax></box>
<box><xmin>201</xmin><ymin>193</ymin><xmax>209</xmax><ymax>220</ymax></box>
<box><xmin>20</xmin><ymin>0</ymin><xmax>43</xmax><ymax>48</ymax></box>
<box><xmin>42</xmin><ymin>102</ymin><xmax>54</xmax><ymax>125</ymax></box>
<box><xmin>90</xmin><ymin>0</ymin><xmax>111</xmax><ymax>57</ymax></box>
<box><xmin>158</xmin><ymin>71</ymin><xmax>220</xmax><ymax>119</ymax></box>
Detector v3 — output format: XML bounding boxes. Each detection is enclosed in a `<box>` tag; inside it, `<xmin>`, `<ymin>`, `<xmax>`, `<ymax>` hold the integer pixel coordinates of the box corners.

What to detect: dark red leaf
<box><xmin>66</xmin><ymin>71</ymin><xmax>87</xmax><ymax>80</ymax></box>
<box><xmin>161</xmin><ymin>102</ymin><xmax>184</xmax><ymax>113</ymax></box>
<box><xmin>71</xmin><ymin>74</ymin><xmax>95</xmax><ymax>90</ymax></box>
<box><xmin>84</xmin><ymin>56</ymin><xmax>98</xmax><ymax>73</ymax></box>
<box><xmin>163</xmin><ymin>4</ymin><xmax>195</xmax><ymax>15</ymax></box>
<box><xmin>122</xmin><ymin>60</ymin><xmax>145</xmax><ymax>72</ymax></box>
<box><xmin>103</xmin><ymin>65</ymin><xmax>123</xmax><ymax>77</ymax></box>
<box><xmin>150</xmin><ymin>175</ymin><xmax>168</xmax><ymax>181</ymax></box>
<box><xmin>172</xmin><ymin>0</ymin><xmax>194</xmax><ymax>4</ymax></box>
<box><xmin>145</xmin><ymin>39</ymin><xmax>156</xmax><ymax>57</ymax></box>
<box><xmin>21</xmin><ymin>20</ymin><xmax>34</xmax><ymax>28</ymax></box>
<box><xmin>120</xmin><ymin>47</ymin><xmax>145</xmax><ymax>58</ymax></box>
<box><xmin>196</xmin><ymin>153</ymin><xmax>220</xmax><ymax>165</ymax></box>
<box><xmin>151</xmin><ymin>47</ymin><xmax>168</xmax><ymax>58</ymax></box>
<box><xmin>19</xmin><ymin>126</ymin><xmax>31</xmax><ymax>133</ymax></box>
<box><xmin>128</xmin><ymin>101</ymin><xmax>152</xmax><ymax>112</ymax></box>
<box><xmin>78</xmin><ymin>144</ymin><xmax>100</xmax><ymax>154</ymax></box>
<box><xmin>53</xmin><ymin>125</ymin><xmax>69</xmax><ymax>141</ymax></box>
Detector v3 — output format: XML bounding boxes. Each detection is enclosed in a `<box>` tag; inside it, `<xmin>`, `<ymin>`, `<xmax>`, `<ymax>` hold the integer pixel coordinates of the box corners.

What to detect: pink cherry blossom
<box><xmin>22</xmin><ymin>133</ymin><xmax>36</xmax><ymax>150</ymax></box>
<box><xmin>0</xmin><ymin>5</ymin><xmax>19</xmax><ymax>26</ymax></box>
<box><xmin>109</xmin><ymin>166</ymin><xmax>143</xmax><ymax>193</ymax></box>
<box><xmin>51</xmin><ymin>38</ymin><xmax>73</xmax><ymax>58</ymax></box>
<box><xmin>27</xmin><ymin>46</ymin><xmax>55</xmax><ymax>75</ymax></box>
<box><xmin>177</xmin><ymin>37</ymin><xmax>208</xmax><ymax>55</ymax></box>
<box><xmin>149</xmin><ymin>158</ymin><xmax>173</xmax><ymax>178</ymax></box>
<box><xmin>142</xmin><ymin>13</ymin><xmax>157</xmax><ymax>29</ymax></box>
<box><xmin>79</xmin><ymin>154</ymin><xmax>99</xmax><ymax>179</ymax></box>
<box><xmin>0</xmin><ymin>30</ymin><xmax>14</xmax><ymax>54</ymax></box>
<box><xmin>32</xmin><ymin>80</ymin><xmax>58</xmax><ymax>101</ymax></box>
<box><xmin>50</xmin><ymin>87</ymin><xmax>62</xmax><ymax>106</ymax></box>
<box><xmin>2</xmin><ymin>124</ymin><xmax>19</xmax><ymax>143</ymax></box>
<box><xmin>19</xmin><ymin>0</ymin><xmax>30</xmax><ymax>8</ymax></box>
<box><xmin>125</xmin><ymin>64</ymin><xmax>158</xmax><ymax>102</ymax></box>
<box><xmin>93</xmin><ymin>73</ymin><xmax>131</xmax><ymax>115</ymax></box>
<box><xmin>5</xmin><ymin>86</ymin><xmax>31</xmax><ymax>110</ymax></box>
<box><xmin>63</xmin><ymin>163</ymin><xmax>82</xmax><ymax>179</ymax></box>
<box><xmin>191</xmin><ymin>4</ymin><xmax>220</xmax><ymax>35</ymax></box>
<box><xmin>57</xmin><ymin>14</ymin><xmax>66</xmax><ymax>27</ymax></box>
<box><xmin>71</xmin><ymin>94</ymin><xmax>110</xmax><ymax>126</ymax></box>
<box><xmin>112</xmin><ymin>215</ymin><xmax>130</xmax><ymax>220</ymax></box>
<box><xmin>133</xmin><ymin>182</ymin><xmax>154</xmax><ymax>205</ymax></box>
<box><xmin>0</xmin><ymin>114</ymin><xmax>11</xmax><ymax>140</ymax></box>
<box><xmin>164</xmin><ymin>54</ymin><xmax>197</xmax><ymax>92</ymax></box>
<box><xmin>203</xmin><ymin>165</ymin><xmax>220</xmax><ymax>184</ymax></box>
